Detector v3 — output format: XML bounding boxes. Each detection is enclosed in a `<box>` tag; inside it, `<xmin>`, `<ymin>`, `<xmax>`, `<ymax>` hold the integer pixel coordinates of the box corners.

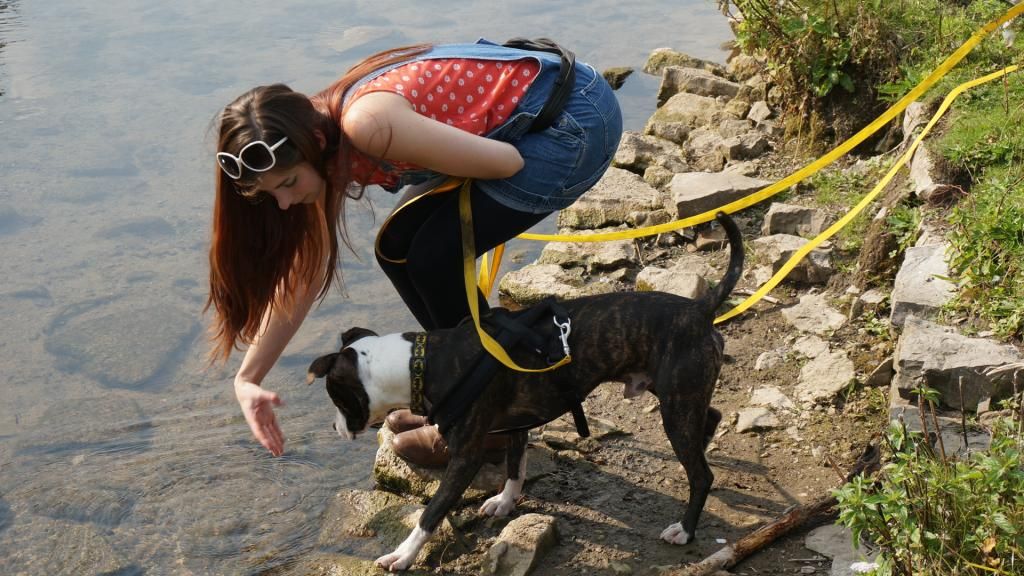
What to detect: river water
<box><xmin>0</xmin><ymin>1</ymin><xmax>730</xmax><ymax>573</ymax></box>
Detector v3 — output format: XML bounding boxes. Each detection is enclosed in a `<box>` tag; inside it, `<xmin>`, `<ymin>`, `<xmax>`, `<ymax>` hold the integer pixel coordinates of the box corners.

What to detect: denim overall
<box><xmin>344</xmin><ymin>39</ymin><xmax>623</xmax><ymax>213</ymax></box>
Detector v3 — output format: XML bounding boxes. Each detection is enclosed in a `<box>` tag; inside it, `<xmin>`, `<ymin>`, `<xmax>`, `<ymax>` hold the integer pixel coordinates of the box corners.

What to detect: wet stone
<box><xmin>45</xmin><ymin>297</ymin><xmax>198</xmax><ymax>390</ymax></box>
<box><xmin>1</xmin><ymin>516</ymin><xmax>135</xmax><ymax>574</ymax></box>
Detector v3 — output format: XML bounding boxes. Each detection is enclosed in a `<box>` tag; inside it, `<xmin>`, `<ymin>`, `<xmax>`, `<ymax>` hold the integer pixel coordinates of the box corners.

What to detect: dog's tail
<box><xmin>703</xmin><ymin>212</ymin><xmax>744</xmax><ymax>315</ymax></box>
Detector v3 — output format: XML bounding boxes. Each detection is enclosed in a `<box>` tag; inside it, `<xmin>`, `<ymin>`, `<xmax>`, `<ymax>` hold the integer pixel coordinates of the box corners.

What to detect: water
<box><xmin>0</xmin><ymin>0</ymin><xmax>731</xmax><ymax>572</ymax></box>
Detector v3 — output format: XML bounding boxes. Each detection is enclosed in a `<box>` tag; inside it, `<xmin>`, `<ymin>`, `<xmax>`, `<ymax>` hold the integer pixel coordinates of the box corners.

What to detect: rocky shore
<box><xmin>289</xmin><ymin>42</ymin><xmax>1024</xmax><ymax>576</ymax></box>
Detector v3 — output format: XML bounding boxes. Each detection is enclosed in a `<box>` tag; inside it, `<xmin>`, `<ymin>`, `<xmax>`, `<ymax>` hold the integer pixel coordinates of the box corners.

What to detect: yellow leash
<box><xmin>715</xmin><ymin>64</ymin><xmax>1020</xmax><ymax>323</ymax></box>
<box><xmin>515</xmin><ymin>2</ymin><xmax>1024</xmax><ymax>244</ymax></box>
<box><xmin>376</xmin><ymin>3</ymin><xmax>1024</xmax><ymax>372</ymax></box>
<box><xmin>458</xmin><ymin>179</ymin><xmax>572</xmax><ymax>372</ymax></box>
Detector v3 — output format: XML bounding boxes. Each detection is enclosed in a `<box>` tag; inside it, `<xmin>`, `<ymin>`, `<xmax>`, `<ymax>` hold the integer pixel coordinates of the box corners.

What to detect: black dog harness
<box><xmin>409</xmin><ymin>298</ymin><xmax>591</xmax><ymax>439</ymax></box>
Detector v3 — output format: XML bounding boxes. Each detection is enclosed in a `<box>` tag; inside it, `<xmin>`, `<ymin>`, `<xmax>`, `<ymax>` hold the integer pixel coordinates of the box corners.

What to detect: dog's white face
<box><xmin>308</xmin><ymin>331</ymin><xmax>413</xmax><ymax>441</ymax></box>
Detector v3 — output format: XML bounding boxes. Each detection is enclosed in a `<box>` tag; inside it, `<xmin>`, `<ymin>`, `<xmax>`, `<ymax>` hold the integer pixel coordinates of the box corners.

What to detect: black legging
<box><xmin>377</xmin><ymin>180</ymin><xmax>548</xmax><ymax>330</ymax></box>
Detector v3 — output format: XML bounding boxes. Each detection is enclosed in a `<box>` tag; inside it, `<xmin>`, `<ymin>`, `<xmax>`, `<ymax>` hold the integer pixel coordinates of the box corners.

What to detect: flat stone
<box><xmin>656</xmin><ymin>66</ymin><xmax>740</xmax><ymax>105</ymax></box>
<box><xmin>762</xmin><ymin>203</ymin><xmax>827</xmax><ymax>237</ymax></box>
<box><xmin>793</xmin><ymin>335</ymin><xmax>829</xmax><ymax>359</ymax></box>
<box><xmin>892</xmin><ymin>316</ymin><xmax>1023</xmax><ymax>410</ymax></box>
<box><xmin>754</xmin><ymin>347</ymin><xmax>787</xmax><ymax>371</ymax></box>
<box><xmin>635</xmin><ymin>266</ymin><xmax>708</xmax><ymax>300</ymax></box>
<box><xmin>736</xmin><ymin>407</ymin><xmax>781</xmax><ymax>432</ymax></box>
<box><xmin>557</xmin><ymin>168</ymin><xmax>667</xmax><ymax>230</ymax></box>
<box><xmin>753</xmin><ymin>235</ymin><xmax>834</xmax><ymax>285</ymax></box>
<box><xmin>483</xmin><ymin>513</ymin><xmax>559</xmax><ymax>576</ymax></box>
<box><xmin>782</xmin><ymin>294</ymin><xmax>847</xmax><ymax>336</ymax></box>
<box><xmin>669</xmin><ymin>171</ymin><xmax>771</xmax><ymax>218</ymax></box>
<box><xmin>805</xmin><ymin>524</ymin><xmax>878</xmax><ymax>576</ymax></box>
<box><xmin>539</xmin><ymin>229</ymin><xmax>636</xmax><ymax>272</ymax></box>
<box><xmin>797</xmin><ymin>350</ymin><xmax>856</xmax><ymax>404</ymax></box>
<box><xmin>890</xmin><ymin>244</ymin><xmax>956</xmax><ymax>327</ymax></box>
<box><xmin>750</xmin><ymin>386</ymin><xmax>796</xmax><ymax>411</ymax></box>
<box><xmin>498</xmin><ymin>264</ymin><xmax>616</xmax><ymax>306</ymax></box>
<box><xmin>643</xmin><ymin>48</ymin><xmax>725</xmax><ymax>76</ymax></box>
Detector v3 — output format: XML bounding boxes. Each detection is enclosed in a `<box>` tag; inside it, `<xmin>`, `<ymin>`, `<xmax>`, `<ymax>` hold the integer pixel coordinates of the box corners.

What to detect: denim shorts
<box><xmin>477</xmin><ymin>62</ymin><xmax>623</xmax><ymax>214</ymax></box>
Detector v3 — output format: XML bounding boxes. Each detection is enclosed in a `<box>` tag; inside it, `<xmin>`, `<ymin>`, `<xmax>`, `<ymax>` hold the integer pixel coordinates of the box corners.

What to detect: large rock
<box><xmin>373</xmin><ymin>426</ymin><xmax>558</xmax><ymax>500</ymax></box>
<box><xmin>753</xmin><ymin>234</ymin><xmax>834</xmax><ymax>285</ymax></box>
<box><xmin>669</xmin><ymin>171</ymin><xmax>771</xmax><ymax>218</ymax></box>
<box><xmin>890</xmin><ymin>244</ymin><xmax>956</xmax><ymax>327</ymax></box>
<box><xmin>483</xmin><ymin>514</ymin><xmax>559</xmax><ymax>576</ymax></box>
<box><xmin>612</xmin><ymin>131</ymin><xmax>688</xmax><ymax>174</ymax></box>
<box><xmin>635</xmin><ymin>265</ymin><xmax>709</xmax><ymax>300</ymax></box>
<box><xmin>645</xmin><ymin>93</ymin><xmax>728</xmax><ymax>144</ymax></box>
<box><xmin>557</xmin><ymin>167</ymin><xmax>666</xmax><ymax>230</ymax></box>
<box><xmin>498</xmin><ymin>264</ymin><xmax>617</xmax><ymax>305</ymax></box>
<box><xmin>892</xmin><ymin>316</ymin><xmax>1024</xmax><ymax>411</ymax></box>
<box><xmin>316</xmin><ymin>488</ymin><xmax>462</xmax><ymax>573</ymax></box>
<box><xmin>684</xmin><ymin>128</ymin><xmax>728</xmax><ymax>172</ymax></box>
<box><xmin>643</xmin><ymin>48</ymin><xmax>725</xmax><ymax>77</ymax></box>
<box><xmin>656</xmin><ymin>66</ymin><xmax>740</xmax><ymax>105</ymax></box>
<box><xmin>538</xmin><ymin>229</ymin><xmax>636</xmax><ymax>273</ymax></box>
<box><xmin>909</xmin><ymin>142</ymin><xmax>959</xmax><ymax>203</ymax></box>
<box><xmin>726</xmin><ymin>53</ymin><xmax>763</xmax><ymax>83</ymax></box>
<box><xmin>721</xmin><ymin>131</ymin><xmax>771</xmax><ymax>162</ymax></box>
<box><xmin>761</xmin><ymin>203</ymin><xmax>827</xmax><ymax>237</ymax></box>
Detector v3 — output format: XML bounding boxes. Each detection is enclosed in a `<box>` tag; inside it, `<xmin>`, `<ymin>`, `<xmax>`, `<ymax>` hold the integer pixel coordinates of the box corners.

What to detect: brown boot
<box><xmin>385</xmin><ymin>409</ymin><xmax>430</xmax><ymax>434</ymax></box>
<box><xmin>391</xmin><ymin>426</ymin><xmax>510</xmax><ymax>468</ymax></box>
<box><xmin>391</xmin><ymin>425</ymin><xmax>449</xmax><ymax>468</ymax></box>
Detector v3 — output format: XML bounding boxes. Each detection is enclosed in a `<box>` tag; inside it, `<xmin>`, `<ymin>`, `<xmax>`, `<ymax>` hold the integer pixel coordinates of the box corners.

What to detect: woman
<box><xmin>207</xmin><ymin>39</ymin><xmax>622</xmax><ymax>459</ymax></box>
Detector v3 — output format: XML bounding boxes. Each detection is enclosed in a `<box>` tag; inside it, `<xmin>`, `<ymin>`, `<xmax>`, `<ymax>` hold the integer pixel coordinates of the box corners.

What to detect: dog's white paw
<box><xmin>374</xmin><ymin>550</ymin><xmax>415</xmax><ymax>572</ymax></box>
<box><xmin>479</xmin><ymin>493</ymin><xmax>517</xmax><ymax>517</ymax></box>
<box><xmin>660</xmin><ymin>522</ymin><xmax>692</xmax><ymax>545</ymax></box>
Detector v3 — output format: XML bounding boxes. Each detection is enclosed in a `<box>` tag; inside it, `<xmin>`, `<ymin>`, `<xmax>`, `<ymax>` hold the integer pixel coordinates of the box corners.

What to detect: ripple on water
<box><xmin>6</xmin><ymin>397</ymin><xmax>153</xmax><ymax>528</ymax></box>
<box><xmin>124</xmin><ymin>437</ymin><xmax>340</xmax><ymax>572</ymax></box>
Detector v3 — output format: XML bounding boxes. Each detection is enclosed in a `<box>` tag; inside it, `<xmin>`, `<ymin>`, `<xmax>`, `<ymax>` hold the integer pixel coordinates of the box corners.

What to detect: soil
<box><xmin>387</xmin><ymin>189</ymin><xmax>895</xmax><ymax>575</ymax></box>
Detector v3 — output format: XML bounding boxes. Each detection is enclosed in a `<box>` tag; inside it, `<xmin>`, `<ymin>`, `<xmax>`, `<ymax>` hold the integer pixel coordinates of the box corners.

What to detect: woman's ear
<box><xmin>314</xmin><ymin>129</ymin><xmax>327</xmax><ymax>151</ymax></box>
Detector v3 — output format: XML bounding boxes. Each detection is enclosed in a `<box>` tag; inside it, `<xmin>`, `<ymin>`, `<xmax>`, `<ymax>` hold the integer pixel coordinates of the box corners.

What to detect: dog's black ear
<box><xmin>340</xmin><ymin>327</ymin><xmax>378</xmax><ymax>347</ymax></box>
<box><xmin>306</xmin><ymin>353</ymin><xmax>340</xmax><ymax>385</ymax></box>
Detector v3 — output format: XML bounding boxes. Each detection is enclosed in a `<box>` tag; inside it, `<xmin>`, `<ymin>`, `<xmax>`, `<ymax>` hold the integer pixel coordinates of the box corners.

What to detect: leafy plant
<box><xmin>835</xmin><ymin>412</ymin><xmax>1024</xmax><ymax>575</ymax></box>
<box><xmin>886</xmin><ymin>204</ymin><xmax>921</xmax><ymax>259</ymax></box>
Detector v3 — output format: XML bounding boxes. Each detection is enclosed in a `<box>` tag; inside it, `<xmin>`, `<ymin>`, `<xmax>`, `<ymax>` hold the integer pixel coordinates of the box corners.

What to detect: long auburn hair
<box><xmin>206</xmin><ymin>43</ymin><xmax>431</xmax><ymax>362</ymax></box>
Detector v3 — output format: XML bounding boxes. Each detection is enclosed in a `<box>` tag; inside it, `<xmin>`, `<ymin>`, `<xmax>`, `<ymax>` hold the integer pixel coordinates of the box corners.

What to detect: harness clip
<box><xmin>553</xmin><ymin>316</ymin><xmax>572</xmax><ymax>358</ymax></box>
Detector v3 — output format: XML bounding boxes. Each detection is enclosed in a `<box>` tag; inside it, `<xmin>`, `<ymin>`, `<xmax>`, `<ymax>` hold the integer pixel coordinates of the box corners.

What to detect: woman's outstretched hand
<box><xmin>235</xmin><ymin>379</ymin><xmax>285</xmax><ymax>456</ymax></box>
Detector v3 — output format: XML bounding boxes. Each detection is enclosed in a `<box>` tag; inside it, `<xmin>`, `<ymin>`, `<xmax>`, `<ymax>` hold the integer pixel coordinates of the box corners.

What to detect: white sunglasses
<box><xmin>216</xmin><ymin>136</ymin><xmax>288</xmax><ymax>179</ymax></box>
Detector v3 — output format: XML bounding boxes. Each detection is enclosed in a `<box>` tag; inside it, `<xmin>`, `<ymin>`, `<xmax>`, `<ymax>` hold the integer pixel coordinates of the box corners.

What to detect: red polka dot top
<box><xmin>347</xmin><ymin>58</ymin><xmax>540</xmax><ymax>188</ymax></box>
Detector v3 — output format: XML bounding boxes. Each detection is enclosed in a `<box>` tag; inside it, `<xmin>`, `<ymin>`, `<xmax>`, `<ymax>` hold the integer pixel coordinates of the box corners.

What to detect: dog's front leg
<box><xmin>479</xmin><ymin>430</ymin><xmax>528</xmax><ymax>517</ymax></box>
<box><xmin>375</xmin><ymin>444</ymin><xmax>487</xmax><ymax>572</ymax></box>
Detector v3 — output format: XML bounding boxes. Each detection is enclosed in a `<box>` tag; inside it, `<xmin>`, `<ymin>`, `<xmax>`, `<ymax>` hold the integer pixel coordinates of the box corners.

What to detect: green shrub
<box><xmin>835</xmin><ymin>415</ymin><xmax>1024</xmax><ymax>575</ymax></box>
<box><xmin>946</xmin><ymin>172</ymin><xmax>1024</xmax><ymax>339</ymax></box>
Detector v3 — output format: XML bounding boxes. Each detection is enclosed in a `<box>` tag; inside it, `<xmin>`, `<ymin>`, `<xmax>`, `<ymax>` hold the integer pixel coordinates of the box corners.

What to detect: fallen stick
<box><xmin>668</xmin><ymin>444</ymin><xmax>881</xmax><ymax>576</ymax></box>
<box><xmin>732</xmin><ymin>289</ymin><xmax>781</xmax><ymax>305</ymax></box>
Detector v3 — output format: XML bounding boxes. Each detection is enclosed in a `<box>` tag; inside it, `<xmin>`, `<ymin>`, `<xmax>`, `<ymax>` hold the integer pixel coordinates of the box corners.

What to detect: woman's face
<box><xmin>254</xmin><ymin>161</ymin><xmax>326</xmax><ymax>210</ymax></box>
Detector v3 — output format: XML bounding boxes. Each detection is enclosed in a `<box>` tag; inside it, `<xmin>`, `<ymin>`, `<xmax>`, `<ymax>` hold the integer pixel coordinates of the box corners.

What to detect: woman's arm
<box><xmin>234</xmin><ymin>279</ymin><xmax>321</xmax><ymax>456</ymax></box>
<box><xmin>343</xmin><ymin>91</ymin><xmax>525</xmax><ymax>179</ymax></box>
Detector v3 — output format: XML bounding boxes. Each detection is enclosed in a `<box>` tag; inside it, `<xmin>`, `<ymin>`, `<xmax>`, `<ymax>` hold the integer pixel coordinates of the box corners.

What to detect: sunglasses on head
<box><xmin>216</xmin><ymin>136</ymin><xmax>288</xmax><ymax>180</ymax></box>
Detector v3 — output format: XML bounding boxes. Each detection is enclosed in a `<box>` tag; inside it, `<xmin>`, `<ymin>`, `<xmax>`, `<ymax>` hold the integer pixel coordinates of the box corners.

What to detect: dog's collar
<box><xmin>409</xmin><ymin>332</ymin><xmax>428</xmax><ymax>416</ymax></box>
